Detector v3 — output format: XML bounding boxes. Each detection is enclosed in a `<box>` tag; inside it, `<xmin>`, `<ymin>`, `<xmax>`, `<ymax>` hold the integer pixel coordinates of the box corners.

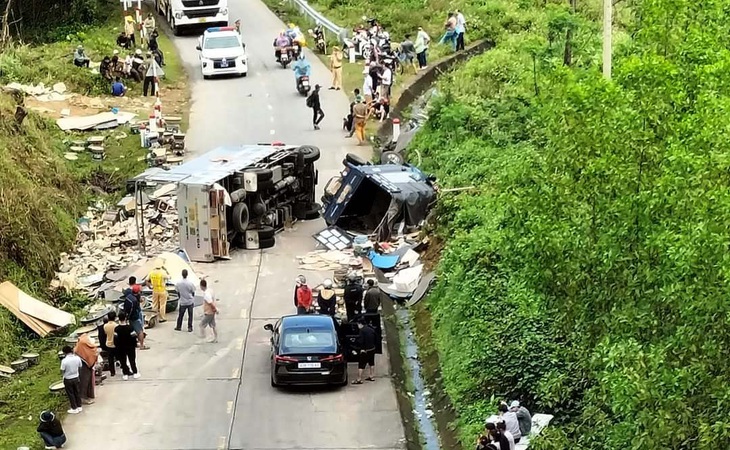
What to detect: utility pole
<box><xmin>602</xmin><ymin>0</ymin><xmax>612</xmax><ymax>79</ymax></box>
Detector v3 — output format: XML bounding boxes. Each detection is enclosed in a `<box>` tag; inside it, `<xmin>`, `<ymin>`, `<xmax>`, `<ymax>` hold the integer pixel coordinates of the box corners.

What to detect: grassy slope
<box><xmin>0</xmin><ymin>10</ymin><xmax>186</xmax><ymax>449</ymax></box>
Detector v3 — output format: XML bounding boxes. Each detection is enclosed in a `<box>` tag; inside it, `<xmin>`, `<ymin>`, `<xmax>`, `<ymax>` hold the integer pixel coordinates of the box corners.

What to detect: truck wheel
<box><xmin>245</xmin><ymin>168</ymin><xmax>273</xmax><ymax>181</ymax></box>
<box><xmin>380</xmin><ymin>151</ymin><xmax>404</xmax><ymax>165</ymax></box>
<box><xmin>297</xmin><ymin>145</ymin><xmax>321</xmax><ymax>163</ymax></box>
<box><xmin>345</xmin><ymin>153</ymin><xmax>368</xmax><ymax>166</ymax></box>
<box><xmin>258</xmin><ymin>226</ymin><xmax>275</xmax><ymax>240</ymax></box>
<box><xmin>232</xmin><ymin>202</ymin><xmax>250</xmax><ymax>232</ymax></box>
<box><xmin>294</xmin><ymin>202</ymin><xmax>321</xmax><ymax>220</ymax></box>
<box><xmin>259</xmin><ymin>237</ymin><xmax>276</xmax><ymax>249</ymax></box>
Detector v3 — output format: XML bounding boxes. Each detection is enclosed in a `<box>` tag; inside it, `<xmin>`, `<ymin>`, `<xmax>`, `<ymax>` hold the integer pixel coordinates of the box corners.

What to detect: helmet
<box><xmin>296</xmin><ymin>275</ymin><xmax>306</xmax><ymax>285</ymax></box>
<box><xmin>323</xmin><ymin>279</ymin><xmax>333</xmax><ymax>288</ymax></box>
<box><xmin>288</xmin><ymin>23</ymin><xmax>295</xmax><ymax>28</ymax></box>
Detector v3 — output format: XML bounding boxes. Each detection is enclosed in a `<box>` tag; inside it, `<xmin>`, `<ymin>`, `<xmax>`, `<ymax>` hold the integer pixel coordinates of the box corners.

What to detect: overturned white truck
<box><xmin>129</xmin><ymin>144</ymin><xmax>321</xmax><ymax>262</ymax></box>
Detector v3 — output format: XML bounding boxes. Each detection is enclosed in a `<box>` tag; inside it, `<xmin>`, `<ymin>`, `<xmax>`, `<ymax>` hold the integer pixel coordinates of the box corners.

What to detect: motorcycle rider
<box><xmin>292</xmin><ymin>53</ymin><xmax>312</xmax><ymax>90</ymax></box>
<box><xmin>273</xmin><ymin>31</ymin><xmax>292</xmax><ymax>62</ymax></box>
<box><xmin>286</xmin><ymin>22</ymin><xmax>306</xmax><ymax>58</ymax></box>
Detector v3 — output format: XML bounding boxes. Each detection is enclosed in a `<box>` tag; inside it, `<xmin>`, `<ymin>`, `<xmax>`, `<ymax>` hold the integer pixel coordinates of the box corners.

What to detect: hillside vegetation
<box><xmin>406</xmin><ymin>0</ymin><xmax>730</xmax><ymax>448</ymax></box>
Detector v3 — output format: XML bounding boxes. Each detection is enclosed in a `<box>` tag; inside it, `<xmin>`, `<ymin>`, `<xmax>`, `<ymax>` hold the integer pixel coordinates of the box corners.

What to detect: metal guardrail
<box><xmin>288</xmin><ymin>0</ymin><xmax>342</xmax><ymax>34</ymax></box>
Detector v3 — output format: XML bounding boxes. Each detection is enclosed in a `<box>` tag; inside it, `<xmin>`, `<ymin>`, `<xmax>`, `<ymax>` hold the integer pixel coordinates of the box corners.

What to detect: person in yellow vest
<box><xmin>147</xmin><ymin>260</ymin><xmax>170</xmax><ymax>322</ymax></box>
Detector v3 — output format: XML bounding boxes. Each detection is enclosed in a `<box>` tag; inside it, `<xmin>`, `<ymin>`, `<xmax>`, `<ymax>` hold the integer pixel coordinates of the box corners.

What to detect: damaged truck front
<box><xmin>321</xmin><ymin>155</ymin><xmax>437</xmax><ymax>241</ymax></box>
<box><xmin>129</xmin><ymin>144</ymin><xmax>321</xmax><ymax>262</ymax></box>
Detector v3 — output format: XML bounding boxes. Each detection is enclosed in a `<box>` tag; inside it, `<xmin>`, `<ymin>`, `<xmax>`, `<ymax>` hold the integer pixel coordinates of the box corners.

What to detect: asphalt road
<box><xmin>60</xmin><ymin>0</ymin><xmax>405</xmax><ymax>448</ymax></box>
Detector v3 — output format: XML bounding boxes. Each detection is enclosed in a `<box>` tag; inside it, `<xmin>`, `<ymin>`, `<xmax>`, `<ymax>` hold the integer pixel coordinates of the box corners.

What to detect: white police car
<box><xmin>196</xmin><ymin>26</ymin><xmax>248</xmax><ymax>79</ymax></box>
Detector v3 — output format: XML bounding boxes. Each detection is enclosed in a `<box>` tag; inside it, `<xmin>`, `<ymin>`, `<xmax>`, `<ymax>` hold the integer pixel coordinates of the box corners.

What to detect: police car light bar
<box><xmin>206</xmin><ymin>26</ymin><xmax>236</xmax><ymax>33</ymax></box>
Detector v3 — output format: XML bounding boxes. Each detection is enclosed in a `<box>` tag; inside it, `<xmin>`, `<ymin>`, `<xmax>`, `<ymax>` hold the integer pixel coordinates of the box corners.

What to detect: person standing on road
<box><xmin>60</xmin><ymin>346</ymin><xmax>83</xmax><ymax>414</ymax></box>
<box><xmin>103</xmin><ymin>311</ymin><xmax>118</xmax><ymax>377</ymax></box>
<box><xmin>123</xmin><ymin>277</ymin><xmax>148</xmax><ymax>350</ymax></box>
<box><xmin>352</xmin><ymin>320</ymin><xmax>377</xmax><ymax>384</ymax></box>
<box><xmin>329</xmin><ymin>46</ymin><xmax>343</xmax><ymax>90</ymax></box>
<box><xmin>37</xmin><ymin>410</ymin><xmax>66</xmax><ymax>450</ymax></box>
<box><xmin>199</xmin><ymin>279</ymin><xmax>219</xmax><ymax>343</ymax></box>
<box><xmin>73</xmin><ymin>333</ymin><xmax>98</xmax><ymax>405</ymax></box>
<box><xmin>175</xmin><ymin>269</ymin><xmax>196</xmax><ymax>332</ymax></box>
<box><xmin>294</xmin><ymin>275</ymin><xmax>313</xmax><ymax>314</ymax></box>
<box><xmin>147</xmin><ymin>260</ymin><xmax>170</xmax><ymax>323</ymax></box>
<box><xmin>415</xmin><ymin>26</ymin><xmax>431</xmax><ymax>69</ymax></box>
<box><xmin>114</xmin><ymin>312</ymin><xmax>140</xmax><ymax>380</ymax></box>
<box><xmin>363</xmin><ymin>279</ymin><xmax>382</xmax><ymax>314</ymax></box>
<box><xmin>352</xmin><ymin>99</ymin><xmax>370</xmax><ymax>146</ymax></box>
<box><xmin>317</xmin><ymin>279</ymin><xmax>337</xmax><ymax>316</ymax></box>
<box><xmin>307</xmin><ymin>84</ymin><xmax>325</xmax><ymax>130</ymax></box>
<box><xmin>143</xmin><ymin>53</ymin><xmax>164</xmax><ymax>97</ymax></box>
<box><xmin>343</xmin><ymin>275</ymin><xmax>364</xmax><ymax>321</ymax></box>
<box><xmin>379</xmin><ymin>64</ymin><xmax>392</xmax><ymax>101</ymax></box>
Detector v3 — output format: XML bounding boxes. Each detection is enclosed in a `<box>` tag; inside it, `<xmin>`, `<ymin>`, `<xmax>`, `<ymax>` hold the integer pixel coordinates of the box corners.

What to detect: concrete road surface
<box><xmin>60</xmin><ymin>0</ymin><xmax>405</xmax><ymax>449</ymax></box>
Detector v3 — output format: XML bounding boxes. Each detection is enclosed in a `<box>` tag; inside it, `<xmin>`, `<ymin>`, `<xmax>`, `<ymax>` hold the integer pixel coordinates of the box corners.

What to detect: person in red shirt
<box><xmin>294</xmin><ymin>275</ymin><xmax>313</xmax><ymax>314</ymax></box>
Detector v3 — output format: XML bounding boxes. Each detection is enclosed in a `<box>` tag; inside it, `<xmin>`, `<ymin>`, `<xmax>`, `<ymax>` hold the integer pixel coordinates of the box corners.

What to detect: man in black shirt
<box><xmin>37</xmin><ymin>410</ymin><xmax>66</xmax><ymax>449</ymax></box>
<box><xmin>363</xmin><ymin>279</ymin><xmax>382</xmax><ymax>314</ymax></box>
<box><xmin>352</xmin><ymin>320</ymin><xmax>377</xmax><ymax>384</ymax></box>
<box><xmin>343</xmin><ymin>276</ymin><xmax>364</xmax><ymax>321</ymax></box>
<box><xmin>114</xmin><ymin>312</ymin><xmax>140</xmax><ymax>380</ymax></box>
<box><xmin>307</xmin><ymin>84</ymin><xmax>325</xmax><ymax>130</ymax></box>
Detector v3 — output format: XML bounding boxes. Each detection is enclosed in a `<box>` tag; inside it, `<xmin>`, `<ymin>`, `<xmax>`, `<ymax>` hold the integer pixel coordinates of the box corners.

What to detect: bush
<box><xmin>410</xmin><ymin>0</ymin><xmax>730</xmax><ymax>448</ymax></box>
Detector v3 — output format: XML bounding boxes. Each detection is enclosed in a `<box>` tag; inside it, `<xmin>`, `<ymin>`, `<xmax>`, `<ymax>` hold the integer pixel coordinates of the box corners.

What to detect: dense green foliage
<box><xmin>413</xmin><ymin>0</ymin><xmax>730</xmax><ymax>448</ymax></box>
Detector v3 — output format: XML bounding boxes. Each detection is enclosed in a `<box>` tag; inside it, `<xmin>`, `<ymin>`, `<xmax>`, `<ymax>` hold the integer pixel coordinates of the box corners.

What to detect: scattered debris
<box><xmin>3</xmin><ymin>81</ymin><xmax>73</xmax><ymax>102</ymax></box>
<box><xmin>0</xmin><ymin>282</ymin><xmax>76</xmax><ymax>337</ymax></box>
<box><xmin>56</xmin><ymin>111</ymin><xmax>137</xmax><ymax>131</ymax></box>
<box><xmin>313</xmin><ymin>225</ymin><xmax>353</xmax><ymax>250</ymax></box>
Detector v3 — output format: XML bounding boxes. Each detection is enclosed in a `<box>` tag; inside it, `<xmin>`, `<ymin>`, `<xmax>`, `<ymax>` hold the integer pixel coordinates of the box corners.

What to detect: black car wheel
<box><xmin>298</xmin><ymin>145</ymin><xmax>321</xmax><ymax>163</ymax></box>
<box><xmin>345</xmin><ymin>152</ymin><xmax>368</xmax><ymax>166</ymax></box>
<box><xmin>270</xmin><ymin>372</ymin><xmax>280</xmax><ymax>387</ymax></box>
<box><xmin>380</xmin><ymin>150</ymin><xmax>404</xmax><ymax>165</ymax></box>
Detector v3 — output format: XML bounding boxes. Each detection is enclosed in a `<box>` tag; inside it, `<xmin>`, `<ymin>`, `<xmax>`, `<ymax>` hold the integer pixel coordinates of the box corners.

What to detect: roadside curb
<box><xmin>376</xmin><ymin>39</ymin><xmax>494</xmax><ymax>145</ymax></box>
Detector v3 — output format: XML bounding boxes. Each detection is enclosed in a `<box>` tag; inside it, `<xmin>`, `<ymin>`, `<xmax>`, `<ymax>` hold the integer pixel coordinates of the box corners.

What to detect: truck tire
<box><xmin>245</xmin><ymin>168</ymin><xmax>273</xmax><ymax>181</ymax></box>
<box><xmin>345</xmin><ymin>153</ymin><xmax>368</xmax><ymax>166</ymax></box>
<box><xmin>258</xmin><ymin>226</ymin><xmax>275</xmax><ymax>240</ymax></box>
<box><xmin>232</xmin><ymin>202</ymin><xmax>250</xmax><ymax>233</ymax></box>
<box><xmin>297</xmin><ymin>145</ymin><xmax>321</xmax><ymax>163</ymax></box>
<box><xmin>259</xmin><ymin>237</ymin><xmax>276</xmax><ymax>249</ymax></box>
<box><xmin>294</xmin><ymin>202</ymin><xmax>321</xmax><ymax>220</ymax></box>
<box><xmin>380</xmin><ymin>151</ymin><xmax>404</xmax><ymax>165</ymax></box>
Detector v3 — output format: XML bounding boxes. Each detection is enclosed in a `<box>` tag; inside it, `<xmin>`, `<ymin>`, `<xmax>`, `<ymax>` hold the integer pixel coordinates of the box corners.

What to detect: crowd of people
<box><xmin>72</xmin><ymin>12</ymin><xmax>165</xmax><ymax>98</ymax></box>
<box><xmin>477</xmin><ymin>401</ymin><xmax>533</xmax><ymax>450</ymax></box>
<box><xmin>43</xmin><ymin>264</ymin><xmax>218</xmax><ymax>449</ymax></box>
<box><xmin>293</xmin><ymin>275</ymin><xmax>383</xmax><ymax>385</ymax></box>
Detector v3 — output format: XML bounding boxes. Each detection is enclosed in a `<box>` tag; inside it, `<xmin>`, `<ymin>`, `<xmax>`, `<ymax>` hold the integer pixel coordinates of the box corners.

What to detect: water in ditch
<box><xmin>395</xmin><ymin>307</ymin><xmax>441</xmax><ymax>450</ymax></box>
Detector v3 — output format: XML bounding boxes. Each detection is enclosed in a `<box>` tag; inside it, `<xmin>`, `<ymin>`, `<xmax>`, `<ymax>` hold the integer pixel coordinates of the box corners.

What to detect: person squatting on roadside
<box><xmin>317</xmin><ymin>279</ymin><xmax>337</xmax><ymax>316</ymax></box>
<box><xmin>294</xmin><ymin>275</ymin><xmax>313</xmax><ymax>314</ymax></box>
<box><xmin>60</xmin><ymin>346</ymin><xmax>83</xmax><ymax>414</ymax></box>
<box><xmin>175</xmin><ymin>269</ymin><xmax>196</xmax><ymax>332</ymax></box>
<box><xmin>37</xmin><ymin>410</ymin><xmax>67</xmax><ymax>450</ymax></box>
<box><xmin>352</xmin><ymin>319</ymin><xmax>377</xmax><ymax>384</ymax></box>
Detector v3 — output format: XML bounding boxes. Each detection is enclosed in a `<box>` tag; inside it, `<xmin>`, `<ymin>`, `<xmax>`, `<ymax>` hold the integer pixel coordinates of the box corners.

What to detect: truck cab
<box><xmin>156</xmin><ymin>0</ymin><xmax>229</xmax><ymax>36</ymax></box>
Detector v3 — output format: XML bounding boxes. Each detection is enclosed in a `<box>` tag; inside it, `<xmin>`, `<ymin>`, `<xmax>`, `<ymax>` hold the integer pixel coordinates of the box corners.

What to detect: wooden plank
<box><xmin>0</xmin><ymin>282</ymin><xmax>51</xmax><ymax>336</ymax></box>
<box><xmin>17</xmin><ymin>288</ymin><xmax>75</xmax><ymax>328</ymax></box>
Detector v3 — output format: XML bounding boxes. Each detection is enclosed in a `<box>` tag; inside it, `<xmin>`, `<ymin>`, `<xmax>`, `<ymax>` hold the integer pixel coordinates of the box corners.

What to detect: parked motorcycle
<box><xmin>296</xmin><ymin>75</ymin><xmax>311</xmax><ymax>96</ymax></box>
<box><xmin>309</xmin><ymin>25</ymin><xmax>326</xmax><ymax>54</ymax></box>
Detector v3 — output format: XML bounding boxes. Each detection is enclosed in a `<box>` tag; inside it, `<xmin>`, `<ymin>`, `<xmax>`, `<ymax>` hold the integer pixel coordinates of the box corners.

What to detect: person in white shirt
<box><xmin>380</xmin><ymin>66</ymin><xmax>392</xmax><ymax>100</ymax></box>
<box><xmin>362</xmin><ymin>68</ymin><xmax>374</xmax><ymax>106</ymax></box>
<box><xmin>498</xmin><ymin>402</ymin><xmax>522</xmax><ymax>442</ymax></box>
<box><xmin>497</xmin><ymin>421</ymin><xmax>516</xmax><ymax>450</ymax></box>
<box><xmin>199</xmin><ymin>279</ymin><xmax>218</xmax><ymax>343</ymax></box>
<box><xmin>60</xmin><ymin>346</ymin><xmax>83</xmax><ymax>414</ymax></box>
